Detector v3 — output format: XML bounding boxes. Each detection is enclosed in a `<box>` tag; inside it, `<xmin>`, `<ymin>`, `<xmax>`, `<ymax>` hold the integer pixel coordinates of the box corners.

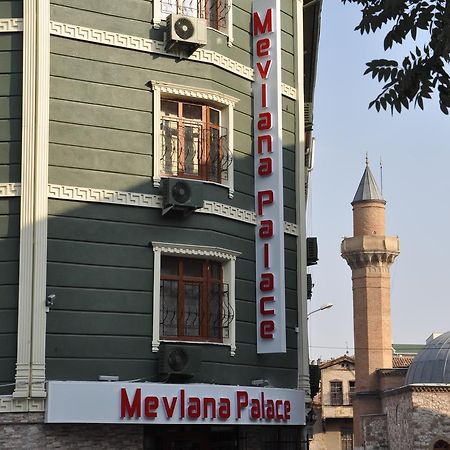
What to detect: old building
<box><xmin>0</xmin><ymin>0</ymin><xmax>321</xmax><ymax>448</ymax></box>
<box><xmin>341</xmin><ymin>163</ymin><xmax>450</xmax><ymax>449</ymax></box>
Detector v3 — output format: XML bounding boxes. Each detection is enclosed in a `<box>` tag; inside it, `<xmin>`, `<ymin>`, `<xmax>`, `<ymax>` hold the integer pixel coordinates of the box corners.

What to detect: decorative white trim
<box><xmin>49</xmin><ymin>21</ymin><xmax>296</xmax><ymax>100</ymax></box>
<box><xmin>30</xmin><ymin>0</ymin><xmax>50</xmax><ymax>399</ymax></box>
<box><xmin>0</xmin><ymin>183</ymin><xmax>21</xmax><ymax>197</ymax></box>
<box><xmin>14</xmin><ymin>0</ymin><xmax>37</xmax><ymax>400</ymax></box>
<box><xmin>0</xmin><ymin>18</ymin><xmax>23</xmax><ymax>33</ymax></box>
<box><xmin>151</xmin><ymin>242</ymin><xmax>240</xmax><ymax>356</ymax></box>
<box><xmin>150</xmin><ymin>81</ymin><xmax>238</xmax><ymax>197</ymax></box>
<box><xmin>0</xmin><ymin>396</ymin><xmax>45</xmax><ymax>413</ymax></box>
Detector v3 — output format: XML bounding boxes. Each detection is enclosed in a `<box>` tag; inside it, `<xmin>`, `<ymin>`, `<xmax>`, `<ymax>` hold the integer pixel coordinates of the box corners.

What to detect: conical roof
<box><xmin>352</xmin><ymin>163</ymin><xmax>383</xmax><ymax>203</ymax></box>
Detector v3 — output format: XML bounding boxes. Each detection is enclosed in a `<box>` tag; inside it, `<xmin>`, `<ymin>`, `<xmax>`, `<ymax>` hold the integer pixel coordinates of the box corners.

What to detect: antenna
<box><xmin>380</xmin><ymin>157</ymin><xmax>383</xmax><ymax>196</ymax></box>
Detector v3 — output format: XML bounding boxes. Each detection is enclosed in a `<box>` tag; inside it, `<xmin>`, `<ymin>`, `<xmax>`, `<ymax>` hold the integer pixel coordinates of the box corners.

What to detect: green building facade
<box><xmin>0</xmin><ymin>1</ymin><xmax>320</xmax><ymax>448</ymax></box>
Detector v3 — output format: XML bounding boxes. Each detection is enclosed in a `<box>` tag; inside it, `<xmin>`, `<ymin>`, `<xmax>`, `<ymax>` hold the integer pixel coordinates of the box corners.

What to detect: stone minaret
<box><xmin>341</xmin><ymin>161</ymin><xmax>400</xmax><ymax>449</ymax></box>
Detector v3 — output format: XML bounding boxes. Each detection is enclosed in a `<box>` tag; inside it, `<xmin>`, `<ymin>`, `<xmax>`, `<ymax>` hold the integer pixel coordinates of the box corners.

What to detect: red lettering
<box><xmin>264</xmin><ymin>242</ymin><xmax>270</xmax><ymax>268</ymax></box>
<box><xmin>250</xmin><ymin>398</ymin><xmax>261</xmax><ymax>419</ymax></box>
<box><xmin>266</xmin><ymin>399</ymin><xmax>275</xmax><ymax>419</ymax></box>
<box><xmin>121</xmin><ymin>388</ymin><xmax>141</xmax><ymax>418</ymax></box>
<box><xmin>187</xmin><ymin>397</ymin><xmax>201</xmax><ymax>419</ymax></box>
<box><xmin>284</xmin><ymin>401</ymin><xmax>291</xmax><ymax>419</ymax></box>
<box><xmin>260</xmin><ymin>320</ymin><xmax>275</xmax><ymax>339</ymax></box>
<box><xmin>253</xmin><ymin>9</ymin><xmax>273</xmax><ymax>36</ymax></box>
<box><xmin>262</xmin><ymin>83</ymin><xmax>268</xmax><ymax>107</ymax></box>
<box><xmin>258</xmin><ymin>112</ymin><xmax>272</xmax><ymax>131</ymax></box>
<box><xmin>260</xmin><ymin>272</ymin><xmax>274</xmax><ymax>291</ymax></box>
<box><xmin>259</xmin><ymin>219</ymin><xmax>273</xmax><ymax>238</ymax></box>
<box><xmin>258</xmin><ymin>156</ymin><xmax>272</xmax><ymax>176</ymax></box>
<box><xmin>256</xmin><ymin>60</ymin><xmax>272</xmax><ymax>79</ymax></box>
<box><xmin>256</xmin><ymin>38</ymin><xmax>271</xmax><ymax>57</ymax></box>
<box><xmin>144</xmin><ymin>396</ymin><xmax>159</xmax><ymax>418</ymax></box>
<box><xmin>257</xmin><ymin>190</ymin><xmax>273</xmax><ymax>215</ymax></box>
<box><xmin>203</xmin><ymin>397</ymin><xmax>216</xmax><ymax>419</ymax></box>
<box><xmin>218</xmin><ymin>398</ymin><xmax>231</xmax><ymax>420</ymax></box>
<box><xmin>236</xmin><ymin>391</ymin><xmax>248</xmax><ymax>418</ymax></box>
<box><xmin>258</xmin><ymin>134</ymin><xmax>272</xmax><ymax>154</ymax></box>
<box><xmin>163</xmin><ymin>396</ymin><xmax>177</xmax><ymax>418</ymax></box>
<box><xmin>275</xmin><ymin>400</ymin><xmax>283</xmax><ymax>420</ymax></box>
<box><xmin>260</xmin><ymin>296</ymin><xmax>275</xmax><ymax>315</ymax></box>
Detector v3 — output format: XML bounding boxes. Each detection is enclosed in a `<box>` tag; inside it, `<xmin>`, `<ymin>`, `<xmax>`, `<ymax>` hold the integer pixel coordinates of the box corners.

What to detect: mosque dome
<box><xmin>405</xmin><ymin>331</ymin><xmax>450</xmax><ymax>385</ymax></box>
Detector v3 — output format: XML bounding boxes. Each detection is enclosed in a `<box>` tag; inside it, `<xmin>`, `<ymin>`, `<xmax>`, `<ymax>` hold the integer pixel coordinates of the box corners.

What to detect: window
<box><xmin>341</xmin><ymin>431</ymin><xmax>353</xmax><ymax>450</ymax></box>
<box><xmin>161</xmin><ymin>100</ymin><xmax>228</xmax><ymax>183</ymax></box>
<box><xmin>151</xmin><ymin>81</ymin><xmax>239</xmax><ymax>198</ymax></box>
<box><xmin>161</xmin><ymin>0</ymin><xmax>228</xmax><ymax>31</ymax></box>
<box><xmin>434</xmin><ymin>441</ymin><xmax>450</xmax><ymax>449</ymax></box>
<box><xmin>151</xmin><ymin>242</ymin><xmax>240</xmax><ymax>355</ymax></box>
<box><xmin>160</xmin><ymin>256</ymin><xmax>232</xmax><ymax>340</ymax></box>
<box><xmin>330</xmin><ymin>381</ymin><xmax>343</xmax><ymax>405</ymax></box>
<box><xmin>349</xmin><ymin>380</ymin><xmax>355</xmax><ymax>405</ymax></box>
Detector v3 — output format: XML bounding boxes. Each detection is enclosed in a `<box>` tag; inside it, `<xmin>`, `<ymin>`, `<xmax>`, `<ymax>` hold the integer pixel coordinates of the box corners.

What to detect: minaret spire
<box><xmin>341</xmin><ymin>162</ymin><xmax>400</xmax><ymax>449</ymax></box>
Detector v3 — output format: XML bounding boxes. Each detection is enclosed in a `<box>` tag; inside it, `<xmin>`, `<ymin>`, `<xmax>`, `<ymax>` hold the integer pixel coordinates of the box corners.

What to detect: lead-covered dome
<box><xmin>405</xmin><ymin>332</ymin><xmax>450</xmax><ymax>385</ymax></box>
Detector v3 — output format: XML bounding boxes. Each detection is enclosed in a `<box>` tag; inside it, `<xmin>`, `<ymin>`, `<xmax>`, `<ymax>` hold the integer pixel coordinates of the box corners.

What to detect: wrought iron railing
<box><xmin>161</xmin><ymin>0</ymin><xmax>229</xmax><ymax>31</ymax></box>
<box><xmin>160</xmin><ymin>281</ymin><xmax>233</xmax><ymax>340</ymax></box>
<box><xmin>161</xmin><ymin>117</ymin><xmax>231</xmax><ymax>183</ymax></box>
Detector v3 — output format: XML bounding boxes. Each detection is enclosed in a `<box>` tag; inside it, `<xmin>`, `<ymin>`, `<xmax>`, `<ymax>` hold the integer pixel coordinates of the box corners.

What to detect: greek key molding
<box><xmin>0</xmin><ymin>18</ymin><xmax>23</xmax><ymax>32</ymax></box>
<box><xmin>49</xmin><ymin>21</ymin><xmax>296</xmax><ymax>100</ymax></box>
<box><xmin>47</xmin><ymin>184</ymin><xmax>298</xmax><ymax>236</ymax></box>
<box><xmin>0</xmin><ymin>183</ymin><xmax>21</xmax><ymax>197</ymax></box>
<box><xmin>0</xmin><ymin>396</ymin><xmax>45</xmax><ymax>413</ymax></box>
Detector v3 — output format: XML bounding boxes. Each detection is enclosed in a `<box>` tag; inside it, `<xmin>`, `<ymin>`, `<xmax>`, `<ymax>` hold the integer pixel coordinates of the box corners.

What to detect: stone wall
<box><xmin>0</xmin><ymin>413</ymin><xmax>144</xmax><ymax>449</ymax></box>
<box><xmin>361</xmin><ymin>414</ymin><xmax>388</xmax><ymax>450</ymax></box>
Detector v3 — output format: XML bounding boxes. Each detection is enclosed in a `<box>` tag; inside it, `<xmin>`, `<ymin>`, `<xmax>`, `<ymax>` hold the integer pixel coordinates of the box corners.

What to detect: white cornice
<box><xmin>0</xmin><ymin>18</ymin><xmax>23</xmax><ymax>32</ymax></box>
<box><xmin>49</xmin><ymin>21</ymin><xmax>296</xmax><ymax>100</ymax></box>
<box><xmin>150</xmin><ymin>80</ymin><xmax>239</xmax><ymax>106</ymax></box>
<box><xmin>152</xmin><ymin>242</ymin><xmax>241</xmax><ymax>260</ymax></box>
<box><xmin>0</xmin><ymin>183</ymin><xmax>299</xmax><ymax>236</ymax></box>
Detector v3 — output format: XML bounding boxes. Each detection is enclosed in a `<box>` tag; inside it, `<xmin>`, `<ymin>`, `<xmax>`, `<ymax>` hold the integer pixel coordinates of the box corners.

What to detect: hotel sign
<box><xmin>45</xmin><ymin>381</ymin><xmax>305</xmax><ymax>425</ymax></box>
<box><xmin>253</xmin><ymin>0</ymin><xmax>286</xmax><ymax>353</ymax></box>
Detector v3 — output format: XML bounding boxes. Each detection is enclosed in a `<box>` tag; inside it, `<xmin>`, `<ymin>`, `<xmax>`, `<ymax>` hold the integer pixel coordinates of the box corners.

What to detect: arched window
<box><xmin>434</xmin><ymin>440</ymin><xmax>450</xmax><ymax>449</ymax></box>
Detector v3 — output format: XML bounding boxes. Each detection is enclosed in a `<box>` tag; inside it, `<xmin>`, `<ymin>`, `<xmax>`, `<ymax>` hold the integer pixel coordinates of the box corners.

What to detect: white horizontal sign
<box><xmin>46</xmin><ymin>381</ymin><xmax>305</xmax><ymax>426</ymax></box>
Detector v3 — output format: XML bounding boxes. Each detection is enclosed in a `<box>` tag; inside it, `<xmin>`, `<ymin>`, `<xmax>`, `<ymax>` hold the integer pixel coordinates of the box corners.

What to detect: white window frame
<box><xmin>153</xmin><ymin>0</ymin><xmax>234</xmax><ymax>46</ymax></box>
<box><xmin>152</xmin><ymin>242</ymin><xmax>240</xmax><ymax>356</ymax></box>
<box><xmin>151</xmin><ymin>80</ymin><xmax>238</xmax><ymax>198</ymax></box>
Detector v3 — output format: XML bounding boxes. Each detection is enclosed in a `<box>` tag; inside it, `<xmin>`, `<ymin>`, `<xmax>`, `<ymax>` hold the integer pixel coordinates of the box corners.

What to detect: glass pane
<box><xmin>209</xmin><ymin>282</ymin><xmax>221</xmax><ymax>338</ymax></box>
<box><xmin>210</xmin><ymin>108</ymin><xmax>220</xmax><ymax>125</ymax></box>
<box><xmin>161</xmin><ymin>119</ymin><xmax>179</xmax><ymax>176</ymax></box>
<box><xmin>161</xmin><ymin>0</ymin><xmax>177</xmax><ymax>15</ymax></box>
<box><xmin>181</xmin><ymin>0</ymin><xmax>198</xmax><ymax>17</ymax></box>
<box><xmin>162</xmin><ymin>100</ymin><xmax>178</xmax><ymax>117</ymax></box>
<box><xmin>160</xmin><ymin>280</ymin><xmax>179</xmax><ymax>336</ymax></box>
<box><xmin>161</xmin><ymin>257</ymin><xmax>179</xmax><ymax>276</ymax></box>
<box><xmin>183</xmin><ymin>103</ymin><xmax>202</xmax><ymax>121</ymax></box>
<box><xmin>184</xmin><ymin>282</ymin><xmax>200</xmax><ymax>336</ymax></box>
<box><xmin>210</xmin><ymin>261</ymin><xmax>221</xmax><ymax>280</ymax></box>
<box><xmin>182</xmin><ymin>123</ymin><xmax>200</xmax><ymax>176</ymax></box>
<box><xmin>184</xmin><ymin>259</ymin><xmax>203</xmax><ymax>277</ymax></box>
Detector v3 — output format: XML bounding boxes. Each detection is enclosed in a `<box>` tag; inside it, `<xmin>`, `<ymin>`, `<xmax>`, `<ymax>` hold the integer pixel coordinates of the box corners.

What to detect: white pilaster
<box><xmin>31</xmin><ymin>0</ymin><xmax>50</xmax><ymax>398</ymax></box>
<box><xmin>14</xmin><ymin>0</ymin><xmax>37</xmax><ymax>399</ymax></box>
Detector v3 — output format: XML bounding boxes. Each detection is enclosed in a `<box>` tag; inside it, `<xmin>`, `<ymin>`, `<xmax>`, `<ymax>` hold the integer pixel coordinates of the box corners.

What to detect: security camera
<box><xmin>46</xmin><ymin>294</ymin><xmax>56</xmax><ymax>308</ymax></box>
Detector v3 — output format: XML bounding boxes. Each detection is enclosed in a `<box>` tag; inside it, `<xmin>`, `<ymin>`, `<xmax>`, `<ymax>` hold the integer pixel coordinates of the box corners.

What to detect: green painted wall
<box><xmin>44</xmin><ymin>2</ymin><xmax>301</xmax><ymax>388</ymax></box>
<box><xmin>0</xmin><ymin>29</ymin><xmax>21</xmax><ymax>394</ymax></box>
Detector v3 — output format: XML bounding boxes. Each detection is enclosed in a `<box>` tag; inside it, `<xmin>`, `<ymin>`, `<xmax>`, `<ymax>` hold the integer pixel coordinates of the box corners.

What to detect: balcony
<box><xmin>321</xmin><ymin>393</ymin><xmax>354</xmax><ymax>419</ymax></box>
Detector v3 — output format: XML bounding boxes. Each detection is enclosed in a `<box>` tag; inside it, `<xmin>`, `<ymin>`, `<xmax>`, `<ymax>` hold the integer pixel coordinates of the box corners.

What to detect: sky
<box><xmin>308</xmin><ymin>0</ymin><xmax>450</xmax><ymax>361</ymax></box>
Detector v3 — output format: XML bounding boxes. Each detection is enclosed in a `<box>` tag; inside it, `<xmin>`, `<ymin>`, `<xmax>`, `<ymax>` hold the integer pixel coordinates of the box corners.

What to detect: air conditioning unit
<box><xmin>307</xmin><ymin>273</ymin><xmax>314</xmax><ymax>300</ymax></box>
<box><xmin>166</xmin><ymin>14</ymin><xmax>207</xmax><ymax>52</ymax></box>
<box><xmin>306</xmin><ymin>237</ymin><xmax>319</xmax><ymax>266</ymax></box>
<box><xmin>159</xmin><ymin>344</ymin><xmax>202</xmax><ymax>381</ymax></box>
<box><xmin>162</xmin><ymin>178</ymin><xmax>204</xmax><ymax>216</ymax></box>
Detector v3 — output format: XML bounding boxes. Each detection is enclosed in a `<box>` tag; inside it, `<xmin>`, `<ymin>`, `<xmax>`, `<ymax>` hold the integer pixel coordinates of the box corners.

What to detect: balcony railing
<box><xmin>160</xmin><ymin>281</ymin><xmax>233</xmax><ymax>340</ymax></box>
<box><xmin>161</xmin><ymin>0</ymin><xmax>229</xmax><ymax>31</ymax></box>
<box><xmin>161</xmin><ymin>117</ymin><xmax>231</xmax><ymax>183</ymax></box>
